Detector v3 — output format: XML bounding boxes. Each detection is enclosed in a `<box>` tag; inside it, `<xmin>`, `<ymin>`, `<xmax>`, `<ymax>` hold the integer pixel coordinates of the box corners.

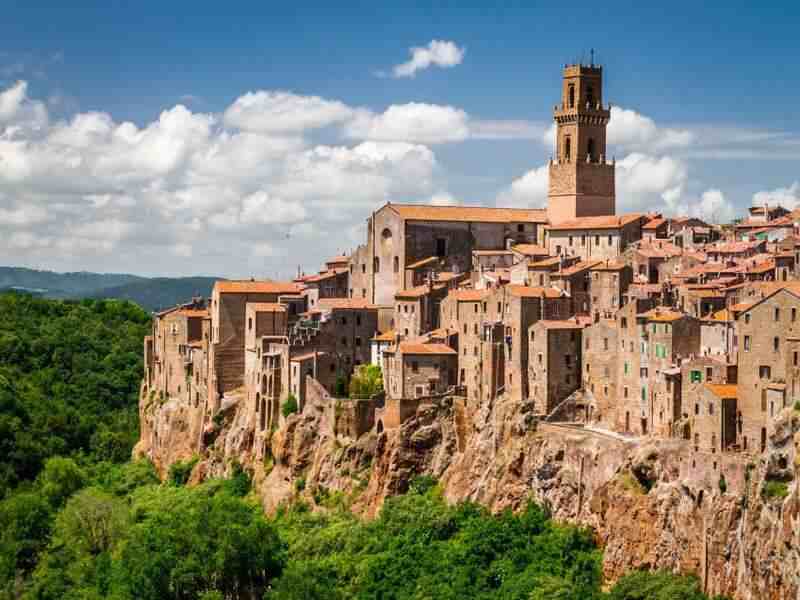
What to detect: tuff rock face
<box><xmin>136</xmin><ymin>386</ymin><xmax>800</xmax><ymax>600</ymax></box>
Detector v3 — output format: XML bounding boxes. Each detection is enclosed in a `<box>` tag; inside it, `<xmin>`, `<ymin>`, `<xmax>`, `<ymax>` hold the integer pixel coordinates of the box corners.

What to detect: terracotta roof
<box><xmin>406</xmin><ymin>256</ymin><xmax>439</xmax><ymax>270</ymax></box>
<box><xmin>554</xmin><ymin>260</ymin><xmax>600</xmax><ymax>277</ymax></box>
<box><xmin>548</xmin><ymin>213</ymin><xmax>643</xmax><ymax>231</ymax></box>
<box><xmin>325</xmin><ymin>255</ymin><xmax>349</xmax><ymax>264</ymax></box>
<box><xmin>642</xmin><ymin>309</ymin><xmax>685</xmax><ymax>322</ymax></box>
<box><xmin>246</xmin><ymin>302</ymin><xmax>286</xmax><ymax>313</ymax></box>
<box><xmin>705</xmin><ymin>308</ymin><xmax>730</xmax><ymax>322</ymax></box>
<box><xmin>449</xmin><ymin>289</ymin><xmax>490</xmax><ymax>302</ymax></box>
<box><xmin>528</xmin><ymin>257</ymin><xmax>562</xmax><ymax>269</ymax></box>
<box><xmin>214</xmin><ymin>280</ymin><xmax>301</xmax><ymax>295</ymax></box>
<box><xmin>473</xmin><ymin>249</ymin><xmax>513</xmax><ymax>256</ymax></box>
<box><xmin>590</xmin><ymin>260</ymin><xmax>627</xmax><ymax>271</ymax></box>
<box><xmin>317</xmin><ymin>298</ymin><xmax>376</xmax><ymax>310</ymax></box>
<box><xmin>511</xmin><ymin>243</ymin><xmax>550</xmax><ymax>257</ymax></box>
<box><xmin>304</xmin><ymin>268</ymin><xmax>347</xmax><ymax>283</ymax></box>
<box><xmin>397</xmin><ymin>342</ymin><xmax>457</xmax><ymax>355</ymax></box>
<box><xmin>387</xmin><ymin>203</ymin><xmax>548</xmax><ymax>223</ymax></box>
<box><xmin>705</xmin><ymin>384</ymin><xmax>738</xmax><ymax>399</ymax></box>
<box><xmin>506</xmin><ymin>285</ymin><xmax>564</xmax><ymax>298</ymax></box>
<box><xmin>395</xmin><ymin>284</ymin><xmax>445</xmax><ymax>299</ymax></box>
<box><xmin>643</xmin><ymin>217</ymin><xmax>667</xmax><ymax>230</ymax></box>
<box><xmin>536</xmin><ymin>319</ymin><xmax>583</xmax><ymax>330</ymax></box>
<box><xmin>373</xmin><ymin>330</ymin><xmax>396</xmax><ymax>342</ymax></box>
<box><xmin>178</xmin><ymin>308</ymin><xmax>209</xmax><ymax>318</ymax></box>
<box><xmin>705</xmin><ymin>240</ymin><xmax>763</xmax><ymax>254</ymax></box>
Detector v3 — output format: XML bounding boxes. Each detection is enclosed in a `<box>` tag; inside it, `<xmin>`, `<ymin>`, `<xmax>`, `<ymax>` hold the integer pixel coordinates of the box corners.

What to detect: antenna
<box><xmin>590</xmin><ymin>48</ymin><xmax>595</xmax><ymax>66</ymax></box>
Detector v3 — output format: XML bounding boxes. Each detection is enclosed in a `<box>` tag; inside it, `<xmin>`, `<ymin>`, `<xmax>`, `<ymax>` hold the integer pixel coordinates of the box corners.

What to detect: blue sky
<box><xmin>1</xmin><ymin>1</ymin><xmax>799</xmax><ymax>277</ymax></box>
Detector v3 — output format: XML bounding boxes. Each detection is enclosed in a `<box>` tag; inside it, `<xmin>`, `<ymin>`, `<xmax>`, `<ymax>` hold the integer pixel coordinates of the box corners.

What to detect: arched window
<box><xmin>586</xmin><ymin>85</ymin><xmax>594</xmax><ymax>107</ymax></box>
<box><xmin>568</xmin><ymin>84</ymin><xmax>575</xmax><ymax>108</ymax></box>
<box><xmin>587</xmin><ymin>138</ymin><xmax>595</xmax><ymax>162</ymax></box>
<box><xmin>564</xmin><ymin>136</ymin><xmax>571</xmax><ymax>162</ymax></box>
<box><xmin>381</xmin><ymin>227</ymin><xmax>392</xmax><ymax>241</ymax></box>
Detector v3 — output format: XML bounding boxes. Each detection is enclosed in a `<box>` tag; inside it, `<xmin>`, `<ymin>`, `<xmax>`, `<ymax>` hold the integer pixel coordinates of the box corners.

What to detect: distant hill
<box><xmin>0</xmin><ymin>267</ymin><xmax>144</xmax><ymax>298</ymax></box>
<box><xmin>0</xmin><ymin>267</ymin><xmax>220</xmax><ymax>312</ymax></box>
<box><xmin>87</xmin><ymin>276</ymin><xmax>220</xmax><ymax>312</ymax></box>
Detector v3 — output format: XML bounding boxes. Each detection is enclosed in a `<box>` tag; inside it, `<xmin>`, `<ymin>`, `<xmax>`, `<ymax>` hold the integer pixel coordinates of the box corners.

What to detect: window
<box><xmin>361</xmin><ymin>264</ymin><xmax>366</xmax><ymax>274</ymax></box>
<box><xmin>774</xmin><ymin>337</ymin><xmax>780</xmax><ymax>352</ymax></box>
<box><xmin>795</xmin><ymin>351</ymin><xmax>799</xmax><ymax>367</ymax></box>
<box><xmin>603</xmin><ymin>337</ymin><xmax>609</xmax><ymax>351</ymax></box>
<box><xmin>621</xmin><ymin>317</ymin><xmax>628</xmax><ymax>329</ymax></box>
<box><xmin>624</xmin><ymin>386</ymin><xmax>628</xmax><ymax>398</ymax></box>
<box><xmin>474</xmin><ymin>323</ymin><xmax>478</xmax><ymax>335</ymax></box>
<box><xmin>585</xmin><ymin>337</ymin><xmax>589</xmax><ymax>349</ymax></box>
<box><xmin>355</xmin><ymin>337</ymin><xmax>361</xmax><ymax>347</ymax></box>
<box><xmin>568</xmin><ymin>84</ymin><xmax>575</xmax><ymax>108</ymax></box>
<box><xmin>624</xmin><ymin>362</ymin><xmax>629</xmax><ymax>375</ymax></box>
<box><xmin>463</xmin><ymin>323</ymin><xmax>467</xmax><ymax>334</ymax></box>
<box><xmin>706</xmin><ymin>367</ymin><xmax>713</xmax><ymax>380</ymax></box>
<box><xmin>411</xmin><ymin>361</ymin><xmax>419</xmax><ymax>373</ymax></box>
<box><xmin>709</xmin><ymin>402</ymin><xmax>714</xmax><ymax>415</ymax></box>
<box><xmin>744</xmin><ymin>335</ymin><xmax>751</xmax><ymax>351</ymax></box>
<box><xmin>341</xmin><ymin>337</ymin><xmax>348</xmax><ymax>347</ymax></box>
<box><xmin>393</xmin><ymin>256</ymin><xmax>399</xmax><ymax>273</ymax></box>
<box><xmin>587</xmin><ymin>138</ymin><xmax>595</xmax><ymax>161</ymax></box>
<box><xmin>581</xmin><ymin>235</ymin><xmax>586</xmax><ymax>246</ymax></box>
<box><xmin>341</xmin><ymin>316</ymin><xmax>348</xmax><ymax>325</ymax></box>
<box><xmin>474</xmin><ymin>304</ymin><xmax>478</xmax><ymax>313</ymax></box>
<box><xmin>565</xmin><ymin>355</ymin><xmax>572</xmax><ymax>367</ymax></box>
<box><xmin>564</xmin><ymin>136</ymin><xmax>571</xmax><ymax>161</ymax></box>
<box><xmin>356</xmin><ymin>315</ymin><xmax>362</xmax><ymax>326</ymax></box>
<box><xmin>586</xmin><ymin>84</ymin><xmax>594</xmax><ymax>106</ymax></box>
<box><xmin>608</xmin><ymin>235</ymin><xmax>613</xmax><ymax>246</ymax></box>
<box><xmin>745</xmin><ymin>313</ymin><xmax>750</xmax><ymax>324</ymax></box>
<box><xmin>695</xmin><ymin>403</ymin><xmax>699</xmax><ymax>415</ymax></box>
<box><xmin>569</xmin><ymin>236</ymin><xmax>573</xmax><ymax>246</ymax></box>
<box><xmin>436</xmin><ymin>238</ymin><xmax>447</xmax><ymax>258</ymax></box>
<box><xmin>517</xmin><ymin>224</ymin><xmax>524</xmax><ymax>233</ymax></box>
<box><xmin>759</xmin><ymin>365</ymin><xmax>771</xmax><ymax>379</ymax></box>
<box><xmin>775</xmin><ymin>307</ymin><xmax>780</xmax><ymax>322</ymax></box>
<box><xmin>497</xmin><ymin>302</ymin><xmax>502</xmax><ymax>313</ymax></box>
<box><xmin>595</xmin><ymin>235</ymin><xmax>600</xmax><ymax>246</ymax></box>
<box><xmin>793</xmin><ymin>308</ymin><xmax>798</xmax><ymax>322</ymax></box>
<box><xmin>538</xmin><ymin>353</ymin><xmax>543</xmax><ymax>364</ymax></box>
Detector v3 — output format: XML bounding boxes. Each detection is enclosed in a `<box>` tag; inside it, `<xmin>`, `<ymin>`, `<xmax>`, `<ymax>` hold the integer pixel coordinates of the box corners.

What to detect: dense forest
<box><xmin>0</xmin><ymin>292</ymin><xmax>727</xmax><ymax>599</ymax></box>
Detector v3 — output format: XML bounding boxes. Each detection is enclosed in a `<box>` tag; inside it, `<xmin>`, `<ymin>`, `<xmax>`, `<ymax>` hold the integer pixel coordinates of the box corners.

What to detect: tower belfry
<box><xmin>547</xmin><ymin>63</ymin><xmax>615</xmax><ymax>224</ymax></box>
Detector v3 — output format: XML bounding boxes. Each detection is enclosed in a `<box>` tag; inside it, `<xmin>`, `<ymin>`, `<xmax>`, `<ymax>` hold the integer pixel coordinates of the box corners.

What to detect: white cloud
<box><xmin>495</xmin><ymin>164</ymin><xmax>549</xmax><ymax>208</ymax></box>
<box><xmin>223</xmin><ymin>91</ymin><xmax>353</xmax><ymax>133</ymax></box>
<box><xmin>345</xmin><ymin>103</ymin><xmax>469</xmax><ymax>144</ymax></box>
<box><xmin>615</xmin><ymin>153</ymin><xmax>688</xmax><ymax>211</ymax></box>
<box><xmin>691</xmin><ymin>189</ymin><xmax>735</xmax><ymax>223</ymax></box>
<box><xmin>752</xmin><ymin>181</ymin><xmax>800</xmax><ymax>210</ymax></box>
<box><xmin>428</xmin><ymin>192</ymin><xmax>458</xmax><ymax>206</ymax></box>
<box><xmin>0</xmin><ymin>81</ymin><xmax>439</xmax><ymax>276</ymax></box>
<box><xmin>390</xmin><ymin>40</ymin><xmax>465</xmax><ymax>78</ymax></box>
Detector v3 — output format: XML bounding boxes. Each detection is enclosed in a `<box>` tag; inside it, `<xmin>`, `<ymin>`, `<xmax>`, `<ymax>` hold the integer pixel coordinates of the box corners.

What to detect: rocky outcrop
<box><xmin>136</xmin><ymin>381</ymin><xmax>800</xmax><ymax>599</ymax></box>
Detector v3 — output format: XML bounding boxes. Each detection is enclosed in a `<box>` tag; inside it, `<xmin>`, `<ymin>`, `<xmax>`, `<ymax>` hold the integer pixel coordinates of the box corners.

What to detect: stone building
<box><xmin>382</xmin><ymin>342</ymin><xmax>458</xmax><ymax>400</ymax></box>
<box><xmin>348</xmin><ymin>204</ymin><xmax>547</xmax><ymax>305</ymax></box>
<box><xmin>581</xmin><ymin>318</ymin><xmax>618</xmax><ymax>427</ymax></box>
<box><xmin>547</xmin><ymin>63</ymin><xmax>615</xmax><ymax>224</ymax></box>
<box><xmin>588</xmin><ymin>260</ymin><xmax>631</xmax><ymax>320</ymax></box>
<box><xmin>546</xmin><ymin>214</ymin><xmax>645</xmax><ymax>261</ymax></box>
<box><xmin>393</xmin><ymin>282</ymin><xmax>448</xmax><ymax>338</ymax></box>
<box><xmin>528</xmin><ymin>320</ymin><xmax>582</xmax><ymax>416</ymax></box>
<box><xmin>735</xmin><ymin>287</ymin><xmax>800</xmax><ymax>453</ymax></box>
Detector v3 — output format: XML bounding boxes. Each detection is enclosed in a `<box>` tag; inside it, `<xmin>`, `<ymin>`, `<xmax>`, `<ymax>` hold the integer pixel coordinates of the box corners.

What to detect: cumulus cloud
<box><xmin>428</xmin><ymin>192</ymin><xmax>459</xmax><ymax>206</ymax></box>
<box><xmin>223</xmin><ymin>91</ymin><xmax>353</xmax><ymax>134</ymax></box>
<box><xmin>615</xmin><ymin>153</ymin><xmax>688</xmax><ymax>211</ymax></box>
<box><xmin>390</xmin><ymin>40</ymin><xmax>465</xmax><ymax>78</ymax></box>
<box><xmin>345</xmin><ymin>103</ymin><xmax>469</xmax><ymax>144</ymax></box>
<box><xmin>752</xmin><ymin>181</ymin><xmax>800</xmax><ymax>210</ymax></box>
<box><xmin>495</xmin><ymin>165</ymin><xmax>549</xmax><ymax>208</ymax></box>
<box><xmin>0</xmin><ymin>80</ymin><xmax>439</xmax><ymax>276</ymax></box>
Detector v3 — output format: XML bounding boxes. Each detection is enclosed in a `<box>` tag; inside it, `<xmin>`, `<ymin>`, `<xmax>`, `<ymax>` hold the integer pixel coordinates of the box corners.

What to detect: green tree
<box><xmin>281</xmin><ymin>394</ymin><xmax>299</xmax><ymax>418</ymax></box>
<box><xmin>37</xmin><ymin>457</ymin><xmax>87</xmax><ymax>508</ymax></box>
<box><xmin>348</xmin><ymin>364</ymin><xmax>383</xmax><ymax>399</ymax></box>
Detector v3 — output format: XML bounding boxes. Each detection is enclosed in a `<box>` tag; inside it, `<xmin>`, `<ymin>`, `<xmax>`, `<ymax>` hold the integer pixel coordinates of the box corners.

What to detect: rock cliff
<box><xmin>135</xmin><ymin>385</ymin><xmax>800</xmax><ymax>600</ymax></box>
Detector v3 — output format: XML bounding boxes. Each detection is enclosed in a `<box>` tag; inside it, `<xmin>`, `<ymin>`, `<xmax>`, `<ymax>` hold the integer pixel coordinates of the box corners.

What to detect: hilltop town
<box><xmin>134</xmin><ymin>62</ymin><xmax>800</xmax><ymax>599</ymax></box>
<box><xmin>141</xmin><ymin>62</ymin><xmax>800</xmax><ymax>468</ymax></box>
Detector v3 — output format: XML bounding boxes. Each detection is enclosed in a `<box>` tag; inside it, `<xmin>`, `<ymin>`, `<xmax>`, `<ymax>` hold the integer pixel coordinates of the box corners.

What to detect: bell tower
<box><xmin>547</xmin><ymin>62</ymin><xmax>615</xmax><ymax>224</ymax></box>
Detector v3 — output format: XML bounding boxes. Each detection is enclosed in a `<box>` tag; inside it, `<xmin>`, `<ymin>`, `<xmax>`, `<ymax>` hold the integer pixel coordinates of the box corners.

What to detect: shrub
<box><xmin>168</xmin><ymin>456</ymin><xmax>199</xmax><ymax>486</ymax></box>
<box><xmin>762</xmin><ymin>480</ymin><xmax>789</xmax><ymax>500</ymax></box>
<box><xmin>294</xmin><ymin>477</ymin><xmax>306</xmax><ymax>493</ymax></box>
<box><xmin>718</xmin><ymin>474</ymin><xmax>727</xmax><ymax>494</ymax></box>
<box><xmin>794</xmin><ymin>400</ymin><xmax>800</xmax><ymax>412</ymax></box>
<box><xmin>409</xmin><ymin>474</ymin><xmax>438</xmax><ymax>495</ymax></box>
<box><xmin>282</xmin><ymin>394</ymin><xmax>299</xmax><ymax>417</ymax></box>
